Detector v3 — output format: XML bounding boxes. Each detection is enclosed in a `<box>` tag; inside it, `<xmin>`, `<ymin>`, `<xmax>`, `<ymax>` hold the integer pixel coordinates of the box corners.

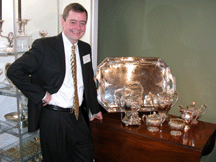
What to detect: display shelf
<box><xmin>0</xmin><ymin>132</ymin><xmax>19</xmax><ymax>161</ymax></box>
<box><xmin>0</xmin><ymin>119</ymin><xmax>30</xmax><ymax>137</ymax></box>
<box><xmin>0</xmin><ymin>0</ymin><xmax>61</xmax><ymax>161</ymax></box>
<box><xmin>0</xmin><ymin>52</ymin><xmax>25</xmax><ymax>56</ymax></box>
<box><xmin>0</xmin><ymin>132</ymin><xmax>41</xmax><ymax>162</ymax></box>
<box><xmin>10</xmin><ymin>126</ymin><xmax>28</xmax><ymax>137</ymax></box>
<box><xmin>0</xmin><ymin>150</ymin><xmax>20</xmax><ymax>162</ymax></box>
<box><xmin>0</xmin><ymin>85</ymin><xmax>16</xmax><ymax>97</ymax></box>
<box><xmin>0</xmin><ymin>120</ymin><xmax>17</xmax><ymax>134</ymax></box>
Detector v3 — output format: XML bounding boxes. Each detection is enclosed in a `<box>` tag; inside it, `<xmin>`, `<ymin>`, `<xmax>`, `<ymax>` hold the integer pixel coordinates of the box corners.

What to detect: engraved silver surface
<box><xmin>150</xmin><ymin>91</ymin><xmax>179</xmax><ymax>120</ymax></box>
<box><xmin>179</xmin><ymin>102</ymin><xmax>207</xmax><ymax>131</ymax></box>
<box><xmin>168</xmin><ymin>118</ymin><xmax>185</xmax><ymax>130</ymax></box>
<box><xmin>168</xmin><ymin>118</ymin><xmax>185</xmax><ymax>136</ymax></box>
<box><xmin>142</xmin><ymin>111</ymin><xmax>166</xmax><ymax>130</ymax></box>
<box><xmin>114</xmin><ymin>82</ymin><xmax>143</xmax><ymax>126</ymax></box>
<box><xmin>187</xmin><ymin>102</ymin><xmax>207</xmax><ymax>124</ymax></box>
<box><xmin>95</xmin><ymin>57</ymin><xmax>177</xmax><ymax>112</ymax></box>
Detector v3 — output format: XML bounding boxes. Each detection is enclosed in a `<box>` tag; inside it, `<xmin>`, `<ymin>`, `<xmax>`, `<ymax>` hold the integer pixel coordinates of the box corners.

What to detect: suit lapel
<box><xmin>78</xmin><ymin>41</ymin><xmax>90</xmax><ymax>89</ymax></box>
<box><xmin>78</xmin><ymin>41</ymin><xmax>85</xmax><ymax>74</ymax></box>
<box><xmin>78</xmin><ymin>41</ymin><xmax>85</xmax><ymax>65</ymax></box>
<box><xmin>55</xmin><ymin>33</ymin><xmax>66</xmax><ymax>83</ymax></box>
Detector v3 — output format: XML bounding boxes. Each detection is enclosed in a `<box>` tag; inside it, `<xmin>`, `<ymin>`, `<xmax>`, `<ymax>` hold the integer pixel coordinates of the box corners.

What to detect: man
<box><xmin>7</xmin><ymin>3</ymin><xmax>102</xmax><ymax>162</ymax></box>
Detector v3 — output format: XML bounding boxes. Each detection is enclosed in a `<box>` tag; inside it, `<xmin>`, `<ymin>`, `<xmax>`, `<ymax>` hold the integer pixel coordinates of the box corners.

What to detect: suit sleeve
<box><xmin>7</xmin><ymin>39</ymin><xmax>46</xmax><ymax>105</ymax></box>
<box><xmin>81</xmin><ymin>42</ymin><xmax>100</xmax><ymax>115</ymax></box>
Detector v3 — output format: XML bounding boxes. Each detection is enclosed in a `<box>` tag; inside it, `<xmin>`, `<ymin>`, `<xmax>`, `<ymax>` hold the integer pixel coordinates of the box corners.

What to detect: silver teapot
<box><xmin>187</xmin><ymin>102</ymin><xmax>207</xmax><ymax>124</ymax></box>
<box><xmin>179</xmin><ymin>102</ymin><xmax>207</xmax><ymax>132</ymax></box>
<box><xmin>147</xmin><ymin>91</ymin><xmax>178</xmax><ymax>120</ymax></box>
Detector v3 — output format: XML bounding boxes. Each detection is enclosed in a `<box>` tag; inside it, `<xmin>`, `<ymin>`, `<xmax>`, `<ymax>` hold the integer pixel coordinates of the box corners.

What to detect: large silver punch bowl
<box><xmin>94</xmin><ymin>57</ymin><xmax>177</xmax><ymax>112</ymax></box>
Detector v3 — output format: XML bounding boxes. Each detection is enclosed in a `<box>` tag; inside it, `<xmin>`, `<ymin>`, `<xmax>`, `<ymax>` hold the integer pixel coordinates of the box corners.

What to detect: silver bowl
<box><xmin>4</xmin><ymin>112</ymin><xmax>28</xmax><ymax>127</ymax></box>
<box><xmin>168</xmin><ymin>118</ymin><xmax>185</xmax><ymax>136</ymax></box>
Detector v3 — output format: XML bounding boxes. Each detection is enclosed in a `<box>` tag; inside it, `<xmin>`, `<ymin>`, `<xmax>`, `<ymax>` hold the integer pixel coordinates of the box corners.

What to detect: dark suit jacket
<box><xmin>7</xmin><ymin>33</ymin><xmax>100</xmax><ymax>132</ymax></box>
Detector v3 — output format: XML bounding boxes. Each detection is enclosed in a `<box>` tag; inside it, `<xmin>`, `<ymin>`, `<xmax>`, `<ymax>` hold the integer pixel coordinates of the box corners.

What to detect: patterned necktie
<box><xmin>71</xmin><ymin>45</ymin><xmax>79</xmax><ymax>120</ymax></box>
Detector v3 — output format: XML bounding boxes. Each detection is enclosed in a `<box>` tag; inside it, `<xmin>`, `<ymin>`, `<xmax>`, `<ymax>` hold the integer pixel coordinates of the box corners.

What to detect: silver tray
<box><xmin>94</xmin><ymin>57</ymin><xmax>176</xmax><ymax>112</ymax></box>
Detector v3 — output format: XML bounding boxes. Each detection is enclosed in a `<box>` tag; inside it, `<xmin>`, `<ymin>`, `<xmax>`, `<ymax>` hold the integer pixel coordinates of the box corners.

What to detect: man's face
<box><xmin>62</xmin><ymin>10</ymin><xmax>87</xmax><ymax>44</ymax></box>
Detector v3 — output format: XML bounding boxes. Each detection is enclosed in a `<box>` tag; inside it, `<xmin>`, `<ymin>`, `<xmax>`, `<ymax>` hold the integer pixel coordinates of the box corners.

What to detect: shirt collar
<box><xmin>62</xmin><ymin>32</ymin><xmax>78</xmax><ymax>48</ymax></box>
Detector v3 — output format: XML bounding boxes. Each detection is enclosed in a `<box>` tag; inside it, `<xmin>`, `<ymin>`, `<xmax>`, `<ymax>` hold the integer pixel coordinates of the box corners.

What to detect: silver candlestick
<box><xmin>16</xmin><ymin>19</ymin><xmax>32</xmax><ymax>52</ymax></box>
<box><xmin>17</xmin><ymin>19</ymin><xmax>30</xmax><ymax>35</ymax></box>
<box><xmin>0</xmin><ymin>20</ymin><xmax>14</xmax><ymax>52</ymax></box>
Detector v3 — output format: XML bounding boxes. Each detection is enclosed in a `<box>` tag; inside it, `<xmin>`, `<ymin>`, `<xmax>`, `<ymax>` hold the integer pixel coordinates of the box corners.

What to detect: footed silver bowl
<box><xmin>4</xmin><ymin>112</ymin><xmax>28</xmax><ymax>127</ymax></box>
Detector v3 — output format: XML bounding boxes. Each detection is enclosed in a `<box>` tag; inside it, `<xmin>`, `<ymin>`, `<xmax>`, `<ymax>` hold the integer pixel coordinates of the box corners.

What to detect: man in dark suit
<box><xmin>7</xmin><ymin>3</ymin><xmax>102</xmax><ymax>162</ymax></box>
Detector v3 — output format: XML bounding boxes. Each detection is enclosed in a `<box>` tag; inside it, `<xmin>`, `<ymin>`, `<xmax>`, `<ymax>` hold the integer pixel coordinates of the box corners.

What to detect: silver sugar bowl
<box><xmin>168</xmin><ymin>118</ymin><xmax>185</xmax><ymax>136</ymax></box>
<box><xmin>142</xmin><ymin>112</ymin><xmax>166</xmax><ymax>132</ymax></box>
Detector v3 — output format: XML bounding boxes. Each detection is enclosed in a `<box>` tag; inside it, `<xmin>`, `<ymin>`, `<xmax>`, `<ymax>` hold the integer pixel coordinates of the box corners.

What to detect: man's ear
<box><xmin>61</xmin><ymin>17</ymin><xmax>65</xmax><ymax>27</ymax></box>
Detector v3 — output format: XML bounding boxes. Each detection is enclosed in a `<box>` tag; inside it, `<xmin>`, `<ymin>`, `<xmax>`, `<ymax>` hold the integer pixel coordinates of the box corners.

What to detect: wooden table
<box><xmin>91</xmin><ymin>112</ymin><xmax>216</xmax><ymax>162</ymax></box>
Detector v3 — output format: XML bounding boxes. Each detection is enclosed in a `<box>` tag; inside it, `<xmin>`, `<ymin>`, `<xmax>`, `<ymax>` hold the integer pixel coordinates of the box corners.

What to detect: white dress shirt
<box><xmin>48</xmin><ymin>32</ymin><xmax>84</xmax><ymax>108</ymax></box>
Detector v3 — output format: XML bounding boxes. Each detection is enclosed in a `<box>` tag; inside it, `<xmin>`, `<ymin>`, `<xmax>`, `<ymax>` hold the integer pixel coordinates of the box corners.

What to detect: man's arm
<box><xmin>7</xmin><ymin>39</ymin><xmax>46</xmax><ymax>104</ymax></box>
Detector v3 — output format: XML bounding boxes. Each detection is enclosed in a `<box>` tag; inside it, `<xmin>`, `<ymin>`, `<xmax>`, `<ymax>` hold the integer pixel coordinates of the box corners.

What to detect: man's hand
<box><xmin>42</xmin><ymin>92</ymin><xmax>51</xmax><ymax>106</ymax></box>
<box><xmin>90</xmin><ymin>111</ymin><xmax>103</xmax><ymax>121</ymax></box>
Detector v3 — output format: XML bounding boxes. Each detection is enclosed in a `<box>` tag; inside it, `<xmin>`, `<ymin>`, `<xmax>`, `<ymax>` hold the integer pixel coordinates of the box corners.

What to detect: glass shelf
<box><xmin>0</xmin><ymin>120</ymin><xmax>16</xmax><ymax>134</ymax></box>
<box><xmin>0</xmin><ymin>83</ymin><xmax>25</xmax><ymax>98</ymax></box>
<box><xmin>0</xmin><ymin>51</ymin><xmax>25</xmax><ymax>56</ymax></box>
<box><xmin>0</xmin><ymin>131</ymin><xmax>41</xmax><ymax>162</ymax></box>
<box><xmin>0</xmin><ymin>86</ymin><xmax>16</xmax><ymax>97</ymax></box>
<box><xmin>0</xmin><ymin>0</ymin><xmax>63</xmax><ymax>160</ymax></box>
<box><xmin>0</xmin><ymin>120</ymin><xmax>28</xmax><ymax>137</ymax></box>
<box><xmin>0</xmin><ymin>150</ymin><xmax>20</xmax><ymax>162</ymax></box>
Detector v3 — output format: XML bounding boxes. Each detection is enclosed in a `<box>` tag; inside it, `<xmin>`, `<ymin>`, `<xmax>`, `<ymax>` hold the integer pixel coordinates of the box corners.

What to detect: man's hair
<box><xmin>62</xmin><ymin>3</ymin><xmax>88</xmax><ymax>21</ymax></box>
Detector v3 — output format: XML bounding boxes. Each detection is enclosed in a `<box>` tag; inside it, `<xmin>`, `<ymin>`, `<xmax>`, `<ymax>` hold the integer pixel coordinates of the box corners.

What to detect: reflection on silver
<box><xmin>95</xmin><ymin>57</ymin><xmax>177</xmax><ymax>112</ymax></box>
<box><xmin>142</xmin><ymin>112</ymin><xmax>166</xmax><ymax>132</ymax></box>
<box><xmin>187</xmin><ymin>102</ymin><xmax>207</xmax><ymax>124</ymax></box>
<box><xmin>150</xmin><ymin>91</ymin><xmax>179</xmax><ymax>120</ymax></box>
<box><xmin>180</xmin><ymin>102</ymin><xmax>207</xmax><ymax>132</ymax></box>
<box><xmin>114</xmin><ymin>82</ymin><xmax>143</xmax><ymax>126</ymax></box>
<box><xmin>168</xmin><ymin>118</ymin><xmax>185</xmax><ymax>136</ymax></box>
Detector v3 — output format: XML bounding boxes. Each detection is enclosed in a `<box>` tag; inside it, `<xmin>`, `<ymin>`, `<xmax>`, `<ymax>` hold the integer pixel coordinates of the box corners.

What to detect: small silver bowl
<box><xmin>168</xmin><ymin>118</ymin><xmax>185</xmax><ymax>136</ymax></box>
<box><xmin>4</xmin><ymin>112</ymin><xmax>28</xmax><ymax>127</ymax></box>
